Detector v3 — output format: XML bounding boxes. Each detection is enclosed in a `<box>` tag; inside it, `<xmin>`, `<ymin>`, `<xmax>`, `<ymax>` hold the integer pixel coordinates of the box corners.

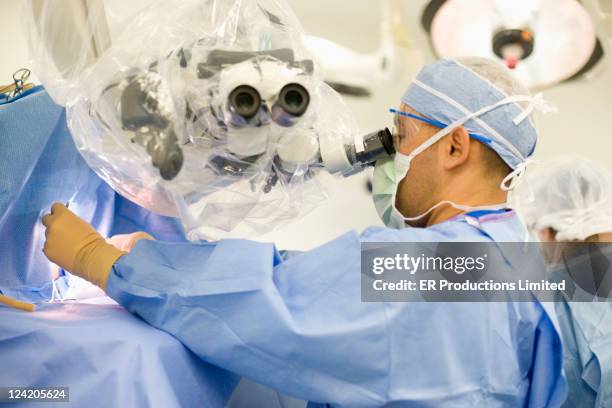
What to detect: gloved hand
<box><xmin>42</xmin><ymin>203</ymin><xmax>125</xmax><ymax>290</ymax></box>
<box><xmin>107</xmin><ymin>232</ymin><xmax>155</xmax><ymax>252</ymax></box>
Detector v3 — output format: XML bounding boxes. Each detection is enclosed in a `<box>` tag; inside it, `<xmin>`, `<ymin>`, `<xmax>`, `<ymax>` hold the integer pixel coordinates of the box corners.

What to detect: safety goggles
<box><xmin>389</xmin><ymin>108</ymin><xmax>493</xmax><ymax>144</ymax></box>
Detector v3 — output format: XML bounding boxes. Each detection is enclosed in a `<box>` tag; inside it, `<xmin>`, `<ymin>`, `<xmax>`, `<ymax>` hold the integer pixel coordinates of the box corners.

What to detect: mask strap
<box><xmin>402</xmin><ymin>200</ymin><xmax>507</xmax><ymax>222</ymax></box>
<box><xmin>408</xmin><ymin>94</ymin><xmax>538</xmax><ymax>161</ymax></box>
<box><xmin>501</xmin><ymin>158</ymin><xmax>538</xmax><ymax>191</ymax></box>
<box><xmin>512</xmin><ymin>92</ymin><xmax>558</xmax><ymax>125</ymax></box>
<box><xmin>411</xmin><ymin>79</ymin><xmax>551</xmax><ymax>161</ymax></box>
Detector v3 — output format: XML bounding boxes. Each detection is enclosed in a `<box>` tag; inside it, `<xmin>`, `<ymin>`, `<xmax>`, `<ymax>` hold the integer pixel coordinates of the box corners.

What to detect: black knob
<box><xmin>159</xmin><ymin>148</ymin><xmax>184</xmax><ymax>181</ymax></box>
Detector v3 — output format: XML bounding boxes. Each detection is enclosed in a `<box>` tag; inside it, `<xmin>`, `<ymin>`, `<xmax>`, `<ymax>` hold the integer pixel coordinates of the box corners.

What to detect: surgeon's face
<box><xmin>537</xmin><ymin>227</ymin><xmax>556</xmax><ymax>243</ymax></box>
<box><xmin>394</xmin><ymin>103</ymin><xmax>441</xmax><ymax>227</ymax></box>
<box><xmin>537</xmin><ymin>227</ymin><xmax>563</xmax><ymax>264</ymax></box>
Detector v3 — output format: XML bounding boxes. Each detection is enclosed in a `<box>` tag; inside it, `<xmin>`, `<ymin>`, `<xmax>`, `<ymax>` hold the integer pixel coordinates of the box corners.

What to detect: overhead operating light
<box><xmin>422</xmin><ymin>0</ymin><xmax>603</xmax><ymax>89</ymax></box>
<box><xmin>304</xmin><ymin>0</ymin><xmax>418</xmax><ymax>97</ymax></box>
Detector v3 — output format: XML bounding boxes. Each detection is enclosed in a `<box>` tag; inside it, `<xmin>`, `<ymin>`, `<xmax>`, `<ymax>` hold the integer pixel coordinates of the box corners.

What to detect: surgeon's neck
<box><xmin>424</xmin><ymin>186</ymin><xmax>508</xmax><ymax>227</ymax></box>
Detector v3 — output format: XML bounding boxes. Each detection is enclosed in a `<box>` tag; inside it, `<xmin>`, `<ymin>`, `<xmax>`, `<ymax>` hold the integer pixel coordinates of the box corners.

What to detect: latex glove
<box><xmin>42</xmin><ymin>203</ymin><xmax>125</xmax><ymax>290</ymax></box>
<box><xmin>107</xmin><ymin>232</ymin><xmax>155</xmax><ymax>252</ymax></box>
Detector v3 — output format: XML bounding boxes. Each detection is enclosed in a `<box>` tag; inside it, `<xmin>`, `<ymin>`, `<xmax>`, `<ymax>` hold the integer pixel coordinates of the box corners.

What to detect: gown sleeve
<box><xmin>106</xmin><ymin>232</ymin><xmax>391</xmax><ymax>406</ymax></box>
<box><xmin>105</xmin><ymin>230</ymin><xmax>565</xmax><ymax>407</ymax></box>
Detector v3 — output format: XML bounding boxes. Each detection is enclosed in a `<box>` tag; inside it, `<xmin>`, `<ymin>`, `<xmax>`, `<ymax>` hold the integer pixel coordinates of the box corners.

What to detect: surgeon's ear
<box><xmin>442</xmin><ymin>126</ymin><xmax>470</xmax><ymax>169</ymax></box>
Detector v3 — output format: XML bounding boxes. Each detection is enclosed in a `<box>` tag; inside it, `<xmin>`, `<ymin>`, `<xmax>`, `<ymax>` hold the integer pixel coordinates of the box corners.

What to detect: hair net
<box><xmin>517</xmin><ymin>156</ymin><xmax>612</xmax><ymax>241</ymax></box>
<box><xmin>402</xmin><ymin>57</ymin><xmax>554</xmax><ymax>170</ymax></box>
<box><xmin>24</xmin><ymin>0</ymin><xmax>358</xmax><ymax>240</ymax></box>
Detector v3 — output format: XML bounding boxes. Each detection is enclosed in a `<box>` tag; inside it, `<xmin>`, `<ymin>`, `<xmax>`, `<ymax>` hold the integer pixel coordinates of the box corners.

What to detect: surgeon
<box><xmin>517</xmin><ymin>156</ymin><xmax>612</xmax><ymax>408</ymax></box>
<box><xmin>42</xmin><ymin>57</ymin><xmax>567</xmax><ymax>407</ymax></box>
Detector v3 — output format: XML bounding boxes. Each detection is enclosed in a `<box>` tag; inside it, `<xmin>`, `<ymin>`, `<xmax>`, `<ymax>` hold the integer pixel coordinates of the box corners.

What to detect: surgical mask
<box><xmin>373</xmin><ymin>93</ymin><xmax>548</xmax><ymax>229</ymax></box>
<box><xmin>373</xmin><ymin>151</ymin><xmax>507</xmax><ymax>228</ymax></box>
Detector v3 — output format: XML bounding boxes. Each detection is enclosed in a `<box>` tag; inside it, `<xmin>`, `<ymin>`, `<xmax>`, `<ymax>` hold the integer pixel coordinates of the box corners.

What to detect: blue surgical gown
<box><xmin>105</xmin><ymin>210</ymin><xmax>568</xmax><ymax>407</ymax></box>
<box><xmin>551</xmin><ymin>246</ymin><xmax>612</xmax><ymax>408</ymax></box>
<box><xmin>556</xmin><ymin>301</ymin><xmax>612</xmax><ymax>408</ymax></box>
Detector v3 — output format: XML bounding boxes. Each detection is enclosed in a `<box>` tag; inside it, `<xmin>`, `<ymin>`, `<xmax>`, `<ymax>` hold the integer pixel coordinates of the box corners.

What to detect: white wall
<box><xmin>0</xmin><ymin>1</ymin><xmax>38</xmax><ymax>83</ymax></box>
<box><xmin>536</xmin><ymin>67</ymin><xmax>612</xmax><ymax>167</ymax></box>
<box><xmin>2</xmin><ymin>0</ymin><xmax>611</xmax><ymax>250</ymax></box>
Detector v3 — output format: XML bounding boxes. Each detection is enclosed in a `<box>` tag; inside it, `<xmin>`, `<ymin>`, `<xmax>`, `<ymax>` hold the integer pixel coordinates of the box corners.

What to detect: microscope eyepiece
<box><xmin>278</xmin><ymin>83</ymin><xmax>310</xmax><ymax>117</ymax></box>
<box><xmin>229</xmin><ymin>85</ymin><xmax>261</xmax><ymax>119</ymax></box>
<box><xmin>338</xmin><ymin>127</ymin><xmax>395</xmax><ymax>176</ymax></box>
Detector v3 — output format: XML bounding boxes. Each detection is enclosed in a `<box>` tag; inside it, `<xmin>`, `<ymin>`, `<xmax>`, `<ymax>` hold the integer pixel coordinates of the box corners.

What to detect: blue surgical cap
<box><xmin>402</xmin><ymin>58</ymin><xmax>538</xmax><ymax>170</ymax></box>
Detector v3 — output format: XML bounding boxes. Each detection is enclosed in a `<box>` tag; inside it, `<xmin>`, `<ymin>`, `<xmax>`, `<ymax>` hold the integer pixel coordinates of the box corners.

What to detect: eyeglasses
<box><xmin>389</xmin><ymin>108</ymin><xmax>493</xmax><ymax>144</ymax></box>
